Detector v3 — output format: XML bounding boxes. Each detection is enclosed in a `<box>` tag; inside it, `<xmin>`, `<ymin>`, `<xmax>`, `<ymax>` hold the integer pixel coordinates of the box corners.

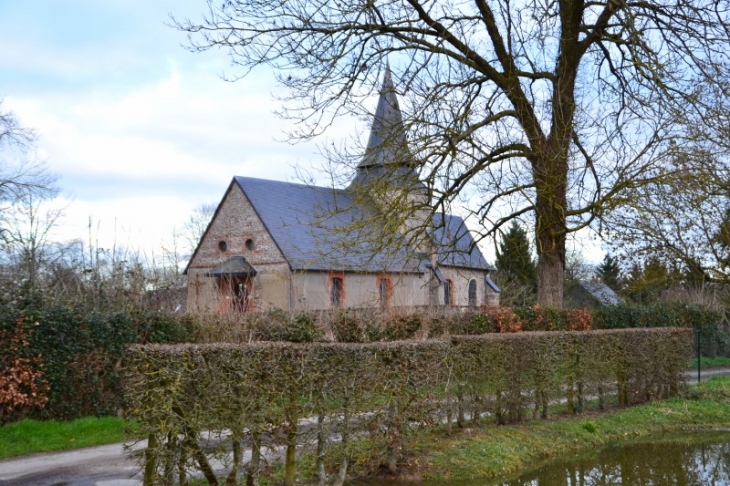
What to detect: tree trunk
<box><xmin>537</xmin><ymin>247</ymin><xmax>565</xmax><ymax>308</ymax></box>
<box><xmin>143</xmin><ymin>433</ymin><xmax>159</xmax><ymax>486</ymax></box>
<box><xmin>225</xmin><ymin>431</ymin><xmax>242</xmax><ymax>486</ymax></box>
<box><xmin>246</xmin><ymin>430</ymin><xmax>261</xmax><ymax>486</ymax></box>
<box><xmin>315</xmin><ymin>411</ymin><xmax>327</xmax><ymax>485</ymax></box>
<box><xmin>534</xmin><ymin>153</ymin><xmax>568</xmax><ymax>309</ymax></box>
<box><xmin>284</xmin><ymin>421</ymin><xmax>297</xmax><ymax>486</ymax></box>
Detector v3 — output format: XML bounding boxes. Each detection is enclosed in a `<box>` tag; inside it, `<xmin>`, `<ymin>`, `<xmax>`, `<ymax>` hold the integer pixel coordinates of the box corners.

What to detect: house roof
<box><xmin>234</xmin><ymin>176</ymin><xmax>494</xmax><ymax>273</ymax></box>
<box><xmin>577</xmin><ymin>280</ymin><xmax>622</xmax><ymax>305</ymax></box>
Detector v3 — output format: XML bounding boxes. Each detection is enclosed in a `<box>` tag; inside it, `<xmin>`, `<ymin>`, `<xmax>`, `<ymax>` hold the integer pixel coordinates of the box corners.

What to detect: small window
<box><xmin>378</xmin><ymin>276</ymin><xmax>393</xmax><ymax>309</ymax></box>
<box><xmin>330</xmin><ymin>275</ymin><xmax>344</xmax><ymax>308</ymax></box>
<box><xmin>218</xmin><ymin>240</ymin><xmax>227</xmax><ymax>252</ymax></box>
<box><xmin>444</xmin><ymin>279</ymin><xmax>453</xmax><ymax>306</ymax></box>
<box><xmin>245</xmin><ymin>238</ymin><xmax>255</xmax><ymax>251</ymax></box>
<box><xmin>468</xmin><ymin>279</ymin><xmax>477</xmax><ymax>307</ymax></box>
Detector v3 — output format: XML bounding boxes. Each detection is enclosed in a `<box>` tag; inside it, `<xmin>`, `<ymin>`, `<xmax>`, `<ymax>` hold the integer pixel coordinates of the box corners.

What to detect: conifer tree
<box><xmin>596</xmin><ymin>254</ymin><xmax>621</xmax><ymax>290</ymax></box>
<box><xmin>495</xmin><ymin>222</ymin><xmax>537</xmax><ymax>291</ymax></box>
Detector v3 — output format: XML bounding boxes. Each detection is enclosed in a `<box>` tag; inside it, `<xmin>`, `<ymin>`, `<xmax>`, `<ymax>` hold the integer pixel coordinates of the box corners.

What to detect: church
<box><xmin>184</xmin><ymin>67</ymin><xmax>500</xmax><ymax>313</ymax></box>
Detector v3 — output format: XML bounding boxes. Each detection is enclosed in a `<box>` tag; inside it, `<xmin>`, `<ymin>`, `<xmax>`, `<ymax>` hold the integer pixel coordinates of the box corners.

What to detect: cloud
<box><xmin>0</xmin><ymin>0</ymin><xmax>366</xmax><ymax>258</ymax></box>
<box><xmin>4</xmin><ymin>61</ymin><xmax>360</xmax><ymax>257</ymax></box>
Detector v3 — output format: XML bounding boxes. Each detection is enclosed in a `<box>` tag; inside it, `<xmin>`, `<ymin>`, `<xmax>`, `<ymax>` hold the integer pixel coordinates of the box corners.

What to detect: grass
<box><xmin>0</xmin><ymin>416</ymin><xmax>137</xmax><ymax>459</ymax></box>
<box><xmin>3</xmin><ymin>377</ymin><xmax>730</xmax><ymax>483</ymax></box>
<box><xmin>690</xmin><ymin>356</ymin><xmax>730</xmax><ymax>369</ymax></box>
<box><xmin>420</xmin><ymin>376</ymin><xmax>730</xmax><ymax>482</ymax></box>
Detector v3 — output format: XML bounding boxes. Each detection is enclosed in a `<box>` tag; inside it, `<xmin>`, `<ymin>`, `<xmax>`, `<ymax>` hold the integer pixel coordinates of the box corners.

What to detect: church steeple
<box><xmin>348</xmin><ymin>64</ymin><xmax>430</xmax><ymax>253</ymax></box>
<box><xmin>358</xmin><ymin>64</ymin><xmax>413</xmax><ymax>170</ymax></box>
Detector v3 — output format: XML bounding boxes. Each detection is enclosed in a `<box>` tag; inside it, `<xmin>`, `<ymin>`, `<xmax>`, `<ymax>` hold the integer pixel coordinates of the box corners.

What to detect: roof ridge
<box><xmin>234</xmin><ymin>175</ymin><xmax>348</xmax><ymax>193</ymax></box>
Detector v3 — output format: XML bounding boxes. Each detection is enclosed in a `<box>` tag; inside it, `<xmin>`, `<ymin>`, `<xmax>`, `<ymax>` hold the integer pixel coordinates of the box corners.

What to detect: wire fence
<box><xmin>693</xmin><ymin>326</ymin><xmax>730</xmax><ymax>383</ymax></box>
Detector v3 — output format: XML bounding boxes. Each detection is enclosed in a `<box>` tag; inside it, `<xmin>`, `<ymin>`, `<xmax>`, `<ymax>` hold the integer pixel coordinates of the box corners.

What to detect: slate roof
<box><xmin>577</xmin><ymin>280</ymin><xmax>622</xmax><ymax>305</ymax></box>
<box><xmin>359</xmin><ymin>65</ymin><xmax>414</xmax><ymax>170</ymax></box>
<box><xmin>206</xmin><ymin>256</ymin><xmax>257</xmax><ymax>277</ymax></box>
<box><xmin>234</xmin><ymin>176</ymin><xmax>494</xmax><ymax>273</ymax></box>
<box><xmin>187</xmin><ymin>65</ymin><xmax>495</xmax><ymax>276</ymax></box>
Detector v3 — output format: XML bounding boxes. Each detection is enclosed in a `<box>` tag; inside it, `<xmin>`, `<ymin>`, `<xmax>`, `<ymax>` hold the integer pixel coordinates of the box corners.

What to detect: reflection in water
<box><xmin>348</xmin><ymin>434</ymin><xmax>730</xmax><ymax>486</ymax></box>
<box><xmin>500</xmin><ymin>434</ymin><xmax>730</xmax><ymax>486</ymax></box>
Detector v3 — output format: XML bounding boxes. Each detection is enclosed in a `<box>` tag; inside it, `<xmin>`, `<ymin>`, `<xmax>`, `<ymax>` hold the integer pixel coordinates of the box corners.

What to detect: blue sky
<box><xmin>1</xmin><ymin>2</ymin><xmax>602</xmax><ymax>265</ymax></box>
<box><xmin>1</xmin><ymin>1</ymin><xmax>341</xmax><ymax>257</ymax></box>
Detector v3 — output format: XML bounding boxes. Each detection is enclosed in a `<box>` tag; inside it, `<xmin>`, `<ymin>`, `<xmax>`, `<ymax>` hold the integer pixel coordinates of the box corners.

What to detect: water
<box><xmin>350</xmin><ymin>432</ymin><xmax>730</xmax><ymax>485</ymax></box>
<box><xmin>494</xmin><ymin>432</ymin><xmax>730</xmax><ymax>485</ymax></box>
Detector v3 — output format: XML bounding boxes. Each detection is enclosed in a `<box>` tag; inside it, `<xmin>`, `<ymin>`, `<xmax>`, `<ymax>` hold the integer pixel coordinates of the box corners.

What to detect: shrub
<box><xmin>484</xmin><ymin>306</ymin><xmax>523</xmax><ymax>332</ymax></box>
<box><xmin>0</xmin><ymin>321</ymin><xmax>49</xmax><ymax>424</ymax></box>
<box><xmin>0</xmin><ymin>304</ymin><xmax>198</xmax><ymax>421</ymax></box>
<box><xmin>565</xmin><ymin>308</ymin><xmax>592</xmax><ymax>331</ymax></box>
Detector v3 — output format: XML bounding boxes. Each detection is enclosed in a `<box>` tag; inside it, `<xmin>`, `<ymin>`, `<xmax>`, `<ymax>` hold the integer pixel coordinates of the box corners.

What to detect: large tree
<box><xmin>176</xmin><ymin>0</ymin><xmax>730</xmax><ymax>307</ymax></box>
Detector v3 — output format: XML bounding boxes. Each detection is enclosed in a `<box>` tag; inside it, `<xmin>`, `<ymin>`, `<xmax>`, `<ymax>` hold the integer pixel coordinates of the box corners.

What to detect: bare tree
<box><xmin>175</xmin><ymin>0</ymin><xmax>730</xmax><ymax>307</ymax></box>
<box><xmin>180</xmin><ymin>202</ymin><xmax>217</xmax><ymax>258</ymax></box>
<box><xmin>603</xmin><ymin>150</ymin><xmax>730</xmax><ymax>288</ymax></box>
<box><xmin>0</xmin><ymin>193</ymin><xmax>64</xmax><ymax>292</ymax></box>
<box><xmin>0</xmin><ymin>100</ymin><xmax>56</xmax><ymax>204</ymax></box>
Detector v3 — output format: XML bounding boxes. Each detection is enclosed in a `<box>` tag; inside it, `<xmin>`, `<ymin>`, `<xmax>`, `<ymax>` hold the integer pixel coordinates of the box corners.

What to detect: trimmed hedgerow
<box><xmin>592</xmin><ymin>303</ymin><xmax>727</xmax><ymax>357</ymax></box>
<box><xmin>125</xmin><ymin>327</ymin><xmax>692</xmax><ymax>486</ymax></box>
<box><xmin>0</xmin><ymin>304</ymin><xmax>199</xmax><ymax>421</ymax></box>
<box><xmin>3</xmin><ymin>301</ymin><xmax>722</xmax><ymax>422</ymax></box>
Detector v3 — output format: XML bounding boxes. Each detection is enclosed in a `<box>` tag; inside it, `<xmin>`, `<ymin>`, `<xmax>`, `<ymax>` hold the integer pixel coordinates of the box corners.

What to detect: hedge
<box><xmin>1</xmin><ymin>302</ymin><xmax>723</xmax><ymax>422</ymax></box>
<box><xmin>0</xmin><ymin>305</ymin><xmax>198</xmax><ymax>422</ymax></box>
<box><xmin>125</xmin><ymin>328</ymin><xmax>693</xmax><ymax>486</ymax></box>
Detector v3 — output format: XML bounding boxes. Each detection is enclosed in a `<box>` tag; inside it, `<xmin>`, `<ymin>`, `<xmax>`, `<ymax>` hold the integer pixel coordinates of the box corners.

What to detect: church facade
<box><xmin>185</xmin><ymin>68</ymin><xmax>500</xmax><ymax>313</ymax></box>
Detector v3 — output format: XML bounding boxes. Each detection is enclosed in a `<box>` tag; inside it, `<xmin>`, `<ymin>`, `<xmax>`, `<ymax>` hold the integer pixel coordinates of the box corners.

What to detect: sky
<box><xmin>0</xmin><ymin>1</ymin><xmax>602</xmax><ymax>265</ymax></box>
<box><xmin>0</xmin><ymin>1</ymin><xmax>350</xmax><ymax>260</ymax></box>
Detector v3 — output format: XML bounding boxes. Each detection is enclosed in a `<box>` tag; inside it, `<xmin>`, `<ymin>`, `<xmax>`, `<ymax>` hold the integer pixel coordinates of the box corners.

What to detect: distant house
<box><xmin>566</xmin><ymin>279</ymin><xmax>622</xmax><ymax>308</ymax></box>
<box><xmin>184</xmin><ymin>67</ymin><xmax>499</xmax><ymax>313</ymax></box>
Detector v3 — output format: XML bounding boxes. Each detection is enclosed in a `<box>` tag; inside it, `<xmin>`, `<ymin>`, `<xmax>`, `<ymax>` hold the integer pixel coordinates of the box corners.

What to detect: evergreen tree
<box><xmin>596</xmin><ymin>254</ymin><xmax>621</xmax><ymax>290</ymax></box>
<box><xmin>495</xmin><ymin>222</ymin><xmax>537</xmax><ymax>290</ymax></box>
<box><xmin>625</xmin><ymin>257</ymin><xmax>675</xmax><ymax>304</ymax></box>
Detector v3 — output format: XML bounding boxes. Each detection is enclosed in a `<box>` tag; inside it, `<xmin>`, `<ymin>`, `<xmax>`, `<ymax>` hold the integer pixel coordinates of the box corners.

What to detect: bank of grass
<box><xmin>2</xmin><ymin>378</ymin><xmax>729</xmax><ymax>483</ymax></box>
<box><xmin>691</xmin><ymin>356</ymin><xmax>730</xmax><ymax>369</ymax></box>
<box><xmin>0</xmin><ymin>416</ymin><xmax>137</xmax><ymax>459</ymax></box>
<box><xmin>420</xmin><ymin>376</ymin><xmax>730</xmax><ymax>482</ymax></box>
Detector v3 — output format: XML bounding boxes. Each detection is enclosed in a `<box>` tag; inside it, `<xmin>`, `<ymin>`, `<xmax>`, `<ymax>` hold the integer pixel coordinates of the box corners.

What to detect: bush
<box><xmin>0</xmin><ymin>303</ymin><xmax>198</xmax><ymax>420</ymax></box>
<box><xmin>0</xmin><ymin>321</ymin><xmax>49</xmax><ymax>424</ymax></box>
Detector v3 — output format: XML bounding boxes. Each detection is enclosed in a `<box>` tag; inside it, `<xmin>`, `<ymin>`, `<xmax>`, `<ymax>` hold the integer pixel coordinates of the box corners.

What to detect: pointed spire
<box><xmin>358</xmin><ymin>64</ymin><xmax>412</xmax><ymax>169</ymax></box>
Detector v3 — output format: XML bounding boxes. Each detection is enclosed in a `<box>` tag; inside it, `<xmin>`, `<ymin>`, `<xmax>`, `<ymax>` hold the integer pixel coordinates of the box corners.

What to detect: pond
<box><xmin>492</xmin><ymin>432</ymin><xmax>730</xmax><ymax>485</ymax></box>
<box><xmin>351</xmin><ymin>432</ymin><xmax>730</xmax><ymax>486</ymax></box>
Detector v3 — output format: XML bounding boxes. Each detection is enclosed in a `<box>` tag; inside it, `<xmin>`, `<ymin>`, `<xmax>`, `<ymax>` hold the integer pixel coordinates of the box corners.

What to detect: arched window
<box><xmin>468</xmin><ymin>279</ymin><xmax>477</xmax><ymax>307</ymax></box>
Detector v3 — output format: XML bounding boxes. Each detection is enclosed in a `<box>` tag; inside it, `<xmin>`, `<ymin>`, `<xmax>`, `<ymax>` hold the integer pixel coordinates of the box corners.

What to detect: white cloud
<box><xmin>5</xmin><ymin>60</ymin><xmax>361</xmax><ymax>257</ymax></box>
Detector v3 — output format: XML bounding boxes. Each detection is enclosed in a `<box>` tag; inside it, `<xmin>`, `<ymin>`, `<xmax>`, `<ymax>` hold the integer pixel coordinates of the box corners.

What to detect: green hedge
<box><xmin>125</xmin><ymin>328</ymin><xmax>693</xmax><ymax>485</ymax></box>
<box><xmin>592</xmin><ymin>303</ymin><xmax>727</xmax><ymax>357</ymax></box>
<box><xmin>2</xmin><ymin>301</ymin><xmax>723</xmax><ymax>422</ymax></box>
<box><xmin>0</xmin><ymin>304</ymin><xmax>198</xmax><ymax>421</ymax></box>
